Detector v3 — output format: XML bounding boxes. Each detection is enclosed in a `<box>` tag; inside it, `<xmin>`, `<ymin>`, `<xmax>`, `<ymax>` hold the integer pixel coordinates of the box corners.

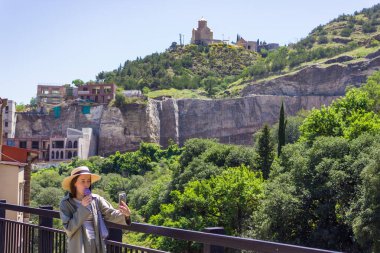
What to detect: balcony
<box><xmin>0</xmin><ymin>200</ymin><xmax>341</xmax><ymax>253</ymax></box>
<box><xmin>77</xmin><ymin>90</ymin><xmax>90</xmax><ymax>95</ymax></box>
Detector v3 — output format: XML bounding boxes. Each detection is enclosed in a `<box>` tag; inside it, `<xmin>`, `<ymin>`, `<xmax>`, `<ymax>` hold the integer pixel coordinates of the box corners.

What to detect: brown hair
<box><xmin>69</xmin><ymin>176</ymin><xmax>79</xmax><ymax>198</ymax></box>
<box><xmin>69</xmin><ymin>175</ymin><xmax>92</xmax><ymax>198</ymax></box>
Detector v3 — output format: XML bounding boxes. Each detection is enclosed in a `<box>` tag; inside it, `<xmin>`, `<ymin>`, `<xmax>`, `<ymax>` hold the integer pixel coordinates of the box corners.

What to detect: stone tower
<box><xmin>191</xmin><ymin>17</ymin><xmax>214</xmax><ymax>45</ymax></box>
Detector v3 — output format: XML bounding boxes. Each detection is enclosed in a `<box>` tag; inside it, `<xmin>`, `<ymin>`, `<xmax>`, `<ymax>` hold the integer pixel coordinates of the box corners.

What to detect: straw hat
<box><xmin>62</xmin><ymin>166</ymin><xmax>101</xmax><ymax>192</ymax></box>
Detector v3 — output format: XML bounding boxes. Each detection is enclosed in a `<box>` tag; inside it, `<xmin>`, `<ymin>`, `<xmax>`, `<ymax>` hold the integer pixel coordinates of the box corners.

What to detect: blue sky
<box><xmin>0</xmin><ymin>0</ymin><xmax>379</xmax><ymax>104</ymax></box>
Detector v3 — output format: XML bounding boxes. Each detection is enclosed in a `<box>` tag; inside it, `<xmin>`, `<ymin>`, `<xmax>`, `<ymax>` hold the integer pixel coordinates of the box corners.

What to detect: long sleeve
<box><xmin>97</xmin><ymin>195</ymin><xmax>131</xmax><ymax>226</ymax></box>
<box><xmin>59</xmin><ymin>199</ymin><xmax>91</xmax><ymax>238</ymax></box>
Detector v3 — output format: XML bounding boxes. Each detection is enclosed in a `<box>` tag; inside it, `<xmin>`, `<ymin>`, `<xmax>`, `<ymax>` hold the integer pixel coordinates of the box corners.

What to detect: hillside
<box><xmin>96</xmin><ymin>3</ymin><xmax>380</xmax><ymax>99</ymax></box>
<box><xmin>97</xmin><ymin>43</ymin><xmax>258</xmax><ymax>98</ymax></box>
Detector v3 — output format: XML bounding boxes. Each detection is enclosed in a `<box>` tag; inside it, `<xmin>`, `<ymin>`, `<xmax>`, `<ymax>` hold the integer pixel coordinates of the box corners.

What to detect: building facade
<box><xmin>236</xmin><ymin>36</ymin><xmax>258</xmax><ymax>52</ymax></box>
<box><xmin>49</xmin><ymin>128</ymin><xmax>97</xmax><ymax>161</ymax></box>
<box><xmin>2</xmin><ymin>100</ymin><xmax>17</xmax><ymax>140</ymax></box>
<box><xmin>77</xmin><ymin>83</ymin><xmax>116</xmax><ymax>104</ymax></box>
<box><xmin>9</xmin><ymin>137</ymin><xmax>50</xmax><ymax>161</ymax></box>
<box><xmin>0</xmin><ymin>145</ymin><xmax>38</xmax><ymax>221</ymax></box>
<box><xmin>6</xmin><ymin>128</ymin><xmax>97</xmax><ymax>162</ymax></box>
<box><xmin>191</xmin><ymin>18</ymin><xmax>221</xmax><ymax>45</ymax></box>
<box><xmin>37</xmin><ymin>85</ymin><xmax>67</xmax><ymax>107</ymax></box>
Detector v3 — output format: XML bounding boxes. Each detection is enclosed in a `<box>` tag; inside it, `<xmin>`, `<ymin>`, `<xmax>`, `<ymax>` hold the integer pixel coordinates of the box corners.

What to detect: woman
<box><xmin>59</xmin><ymin>166</ymin><xmax>131</xmax><ymax>253</ymax></box>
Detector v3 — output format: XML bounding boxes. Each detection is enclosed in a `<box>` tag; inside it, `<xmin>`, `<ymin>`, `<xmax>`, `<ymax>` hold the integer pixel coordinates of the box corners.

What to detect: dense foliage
<box><xmin>97</xmin><ymin>43</ymin><xmax>257</xmax><ymax>97</ymax></box>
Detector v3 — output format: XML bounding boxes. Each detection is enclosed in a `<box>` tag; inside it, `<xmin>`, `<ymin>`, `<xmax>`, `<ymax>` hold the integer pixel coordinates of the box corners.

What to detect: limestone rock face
<box><xmin>158</xmin><ymin>96</ymin><xmax>337</xmax><ymax>147</ymax></box>
<box><xmin>98</xmin><ymin>102</ymin><xmax>160</xmax><ymax>156</ymax></box>
<box><xmin>240</xmin><ymin>55</ymin><xmax>380</xmax><ymax>97</ymax></box>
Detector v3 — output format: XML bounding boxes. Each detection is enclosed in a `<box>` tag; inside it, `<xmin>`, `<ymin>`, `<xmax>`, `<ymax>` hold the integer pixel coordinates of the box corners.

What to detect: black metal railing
<box><xmin>0</xmin><ymin>200</ymin><xmax>342</xmax><ymax>253</ymax></box>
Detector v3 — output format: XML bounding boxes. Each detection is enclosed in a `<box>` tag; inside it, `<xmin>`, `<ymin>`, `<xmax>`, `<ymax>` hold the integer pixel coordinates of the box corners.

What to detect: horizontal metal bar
<box><xmin>106</xmin><ymin>222</ymin><xmax>341</xmax><ymax>253</ymax></box>
<box><xmin>0</xmin><ymin>218</ymin><xmax>65</xmax><ymax>234</ymax></box>
<box><xmin>0</xmin><ymin>202</ymin><xmax>60</xmax><ymax>218</ymax></box>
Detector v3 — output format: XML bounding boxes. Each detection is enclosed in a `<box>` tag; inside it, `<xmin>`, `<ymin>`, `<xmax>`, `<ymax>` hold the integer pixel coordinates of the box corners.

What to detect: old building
<box><xmin>191</xmin><ymin>17</ymin><xmax>222</xmax><ymax>45</ymax></box>
<box><xmin>37</xmin><ymin>84</ymin><xmax>67</xmax><ymax>107</ymax></box>
<box><xmin>236</xmin><ymin>35</ymin><xmax>258</xmax><ymax>51</ymax></box>
<box><xmin>0</xmin><ymin>145</ymin><xmax>38</xmax><ymax>221</ymax></box>
<box><xmin>49</xmin><ymin>128</ymin><xmax>97</xmax><ymax>161</ymax></box>
<box><xmin>9</xmin><ymin>137</ymin><xmax>50</xmax><ymax>161</ymax></box>
<box><xmin>2</xmin><ymin>100</ymin><xmax>17</xmax><ymax>140</ymax></box>
<box><xmin>77</xmin><ymin>83</ymin><xmax>116</xmax><ymax>104</ymax></box>
<box><xmin>7</xmin><ymin>128</ymin><xmax>97</xmax><ymax>162</ymax></box>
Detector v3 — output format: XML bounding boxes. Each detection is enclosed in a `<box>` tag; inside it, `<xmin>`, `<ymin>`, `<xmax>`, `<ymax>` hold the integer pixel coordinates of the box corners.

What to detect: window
<box><xmin>5</xmin><ymin>106</ymin><xmax>9</xmax><ymax>113</ymax></box>
<box><xmin>52</xmin><ymin>141</ymin><xmax>64</xmax><ymax>148</ymax></box>
<box><xmin>73</xmin><ymin>141</ymin><xmax>78</xmax><ymax>148</ymax></box>
<box><xmin>61</xmin><ymin>151</ymin><xmax>64</xmax><ymax>159</ymax></box>
<box><xmin>4</xmin><ymin>133</ymin><xmax>8</xmax><ymax>138</ymax></box>
<box><xmin>56</xmin><ymin>151</ymin><xmax>59</xmax><ymax>159</ymax></box>
<box><xmin>52</xmin><ymin>151</ymin><xmax>55</xmax><ymax>159</ymax></box>
<box><xmin>19</xmin><ymin>141</ymin><xmax>27</xmax><ymax>149</ymax></box>
<box><xmin>67</xmin><ymin>141</ymin><xmax>72</xmax><ymax>148</ymax></box>
<box><xmin>73</xmin><ymin>151</ymin><xmax>77</xmax><ymax>157</ymax></box>
<box><xmin>68</xmin><ymin>151</ymin><xmax>72</xmax><ymax>159</ymax></box>
<box><xmin>4</xmin><ymin>121</ymin><xmax>8</xmax><ymax>127</ymax></box>
<box><xmin>32</xmin><ymin>141</ymin><xmax>39</xmax><ymax>149</ymax></box>
<box><xmin>83</xmin><ymin>87</ymin><xmax>88</xmax><ymax>91</ymax></box>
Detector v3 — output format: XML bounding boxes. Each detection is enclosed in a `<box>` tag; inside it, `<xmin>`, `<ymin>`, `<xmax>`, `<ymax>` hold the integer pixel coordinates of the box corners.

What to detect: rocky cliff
<box><xmin>241</xmin><ymin>54</ymin><xmax>380</xmax><ymax>97</ymax></box>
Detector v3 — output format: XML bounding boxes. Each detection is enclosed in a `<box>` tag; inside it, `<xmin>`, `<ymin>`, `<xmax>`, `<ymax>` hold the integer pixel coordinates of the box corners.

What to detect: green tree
<box><xmin>72</xmin><ymin>79</ymin><xmax>84</xmax><ymax>87</ymax></box>
<box><xmin>201</xmin><ymin>76</ymin><xmax>220</xmax><ymax>96</ymax></box>
<box><xmin>300</xmin><ymin>72</ymin><xmax>380</xmax><ymax>143</ymax></box>
<box><xmin>278</xmin><ymin>101</ymin><xmax>286</xmax><ymax>156</ymax></box>
<box><xmin>256</xmin><ymin>124</ymin><xmax>275</xmax><ymax>179</ymax></box>
<box><xmin>150</xmin><ymin>166</ymin><xmax>264</xmax><ymax>252</ymax></box>
<box><xmin>352</xmin><ymin>144</ymin><xmax>380</xmax><ymax>252</ymax></box>
<box><xmin>29</xmin><ymin>97</ymin><xmax>37</xmax><ymax>108</ymax></box>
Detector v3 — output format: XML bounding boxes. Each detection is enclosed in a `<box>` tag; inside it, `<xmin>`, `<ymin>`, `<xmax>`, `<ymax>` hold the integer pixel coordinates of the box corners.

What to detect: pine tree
<box><xmin>278</xmin><ymin>101</ymin><xmax>286</xmax><ymax>156</ymax></box>
<box><xmin>257</xmin><ymin>124</ymin><xmax>274</xmax><ymax>179</ymax></box>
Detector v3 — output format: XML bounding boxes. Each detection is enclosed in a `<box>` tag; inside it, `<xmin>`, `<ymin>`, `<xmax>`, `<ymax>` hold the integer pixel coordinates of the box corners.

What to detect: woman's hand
<box><xmin>81</xmin><ymin>195</ymin><xmax>92</xmax><ymax>207</ymax></box>
<box><xmin>119</xmin><ymin>201</ymin><xmax>131</xmax><ymax>217</ymax></box>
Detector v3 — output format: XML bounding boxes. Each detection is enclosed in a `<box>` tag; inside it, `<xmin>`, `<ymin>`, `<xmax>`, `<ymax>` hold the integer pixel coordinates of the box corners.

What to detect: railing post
<box><xmin>38</xmin><ymin>205</ymin><xmax>53</xmax><ymax>253</ymax></box>
<box><xmin>0</xmin><ymin>200</ymin><xmax>5</xmax><ymax>253</ymax></box>
<box><xmin>203</xmin><ymin>227</ymin><xmax>225</xmax><ymax>253</ymax></box>
<box><xmin>108</xmin><ymin>228</ymin><xmax>123</xmax><ymax>252</ymax></box>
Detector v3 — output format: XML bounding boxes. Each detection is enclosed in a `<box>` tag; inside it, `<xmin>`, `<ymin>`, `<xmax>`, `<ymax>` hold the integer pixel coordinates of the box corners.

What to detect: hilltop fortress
<box><xmin>191</xmin><ymin>17</ymin><xmax>279</xmax><ymax>51</ymax></box>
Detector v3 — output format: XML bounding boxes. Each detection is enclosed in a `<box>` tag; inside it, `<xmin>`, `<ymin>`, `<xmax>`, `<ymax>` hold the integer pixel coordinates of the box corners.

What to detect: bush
<box><xmin>340</xmin><ymin>28</ymin><xmax>353</xmax><ymax>37</ymax></box>
<box><xmin>318</xmin><ymin>35</ymin><xmax>329</xmax><ymax>44</ymax></box>
<box><xmin>362</xmin><ymin>22</ymin><xmax>377</xmax><ymax>33</ymax></box>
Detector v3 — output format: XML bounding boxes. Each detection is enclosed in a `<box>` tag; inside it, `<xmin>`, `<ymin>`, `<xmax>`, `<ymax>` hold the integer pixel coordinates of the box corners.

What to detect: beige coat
<box><xmin>59</xmin><ymin>193</ymin><xmax>131</xmax><ymax>253</ymax></box>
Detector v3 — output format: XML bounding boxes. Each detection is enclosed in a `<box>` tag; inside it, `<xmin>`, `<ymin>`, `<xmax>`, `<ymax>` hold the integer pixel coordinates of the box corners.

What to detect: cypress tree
<box><xmin>278</xmin><ymin>101</ymin><xmax>286</xmax><ymax>156</ymax></box>
<box><xmin>257</xmin><ymin>124</ymin><xmax>274</xmax><ymax>179</ymax></box>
